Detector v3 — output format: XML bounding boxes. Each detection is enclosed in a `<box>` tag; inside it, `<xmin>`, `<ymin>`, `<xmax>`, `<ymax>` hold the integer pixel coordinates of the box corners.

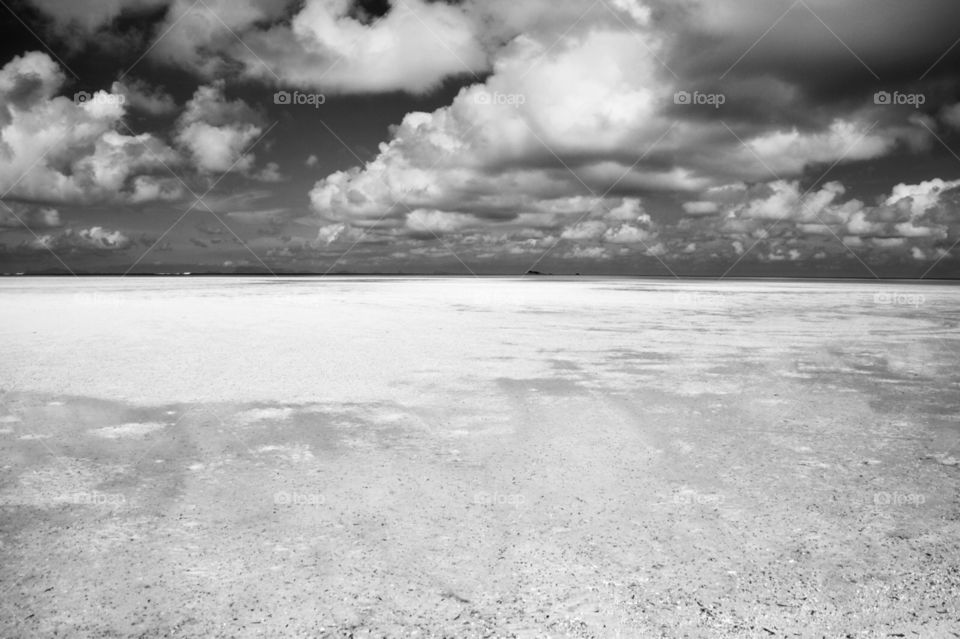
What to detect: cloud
<box><xmin>174</xmin><ymin>81</ymin><xmax>263</xmax><ymax>174</ymax></box>
<box><xmin>729</xmin><ymin>120</ymin><xmax>906</xmax><ymax>179</ymax></box>
<box><xmin>0</xmin><ymin>52</ymin><xmax>182</xmax><ymax>204</ymax></box>
<box><xmin>26</xmin><ymin>0</ymin><xmax>171</xmax><ymax>39</ymax></box>
<box><xmin>253</xmin><ymin>161</ymin><xmax>284</xmax><ymax>182</ymax></box>
<box><xmin>603</xmin><ymin>224</ymin><xmax>654</xmax><ymax>244</ymax></box>
<box><xmin>0</xmin><ymin>203</ymin><xmax>62</xmax><ymax>229</ymax></box>
<box><xmin>307</xmin><ymin>26</ymin><xmax>677</xmax><ymax>227</ymax></box>
<box><xmin>304</xmin><ymin>2</ymin><xmax>931</xmax><ymax>257</ymax></box>
<box><xmin>682</xmin><ymin>201</ymin><xmax>719</xmax><ymax>216</ymax></box>
<box><xmin>606</xmin><ymin>198</ymin><xmax>647</xmax><ymax>222</ymax></box>
<box><xmin>112</xmin><ymin>78</ymin><xmax>178</xmax><ymax>116</ymax></box>
<box><xmin>405</xmin><ymin>209</ymin><xmax>476</xmax><ymax>234</ymax></box>
<box><xmin>885</xmin><ymin>178</ymin><xmax>958</xmax><ymax>217</ymax></box>
<box><xmin>316</xmin><ymin>222</ymin><xmax>362</xmax><ymax>244</ymax></box>
<box><xmin>561</xmin><ymin>220</ymin><xmax>607</xmax><ymax>241</ymax></box>
<box><xmin>29</xmin><ymin>226</ymin><xmax>132</xmax><ymax>251</ymax></box>
<box><xmin>693</xmin><ymin>177</ymin><xmax>958</xmax><ymax>258</ymax></box>
<box><xmin>150</xmin><ymin>0</ymin><xmax>488</xmax><ymax>93</ymax></box>
<box><xmin>226</xmin><ymin>208</ymin><xmax>289</xmax><ymax>224</ymax></box>
<box><xmin>128</xmin><ymin>175</ymin><xmax>185</xmax><ymax>202</ymax></box>
<box><xmin>943</xmin><ymin>104</ymin><xmax>960</xmax><ymax>130</ymax></box>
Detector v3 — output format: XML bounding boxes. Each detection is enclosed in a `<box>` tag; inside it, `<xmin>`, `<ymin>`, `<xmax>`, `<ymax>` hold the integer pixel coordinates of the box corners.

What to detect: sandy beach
<box><xmin>1</xmin><ymin>277</ymin><xmax>959</xmax><ymax>637</ymax></box>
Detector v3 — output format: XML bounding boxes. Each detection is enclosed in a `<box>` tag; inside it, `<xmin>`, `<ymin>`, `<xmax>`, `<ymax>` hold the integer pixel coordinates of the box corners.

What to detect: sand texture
<box><xmin>1</xmin><ymin>277</ymin><xmax>959</xmax><ymax>637</ymax></box>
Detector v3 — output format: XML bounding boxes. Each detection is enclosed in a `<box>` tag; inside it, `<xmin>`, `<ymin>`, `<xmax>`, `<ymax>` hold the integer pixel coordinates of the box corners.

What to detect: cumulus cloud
<box><xmin>13</xmin><ymin>0</ymin><xmax>960</xmax><ymax>273</ymax></box>
<box><xmin>304</xmin><ymin>1</ymin><xmax>931</xmax><ymax>259</ymax></box>
<box><xmin>603</xmin><ymin>224</ymin><xmax>654</xmax><ymax>245</ymax></box>
<box><xmin>0</xmin><ymin>52</ymin><xmax>182</xmax><ymax>203</ymax></box>
<box><xmin>29</xmin><ymin>226</ymin><xmax>132</xmax><ymax>251</ymax></box>
<box><xmin>149</xmin><ymin>0</ymin><xmax>488</xmax><ymax>93</ymax></box>
<box><xmin>405</xmin><ymin>209</ymin><xmax>476</xmax><ymax>235</ymax></box>
<box><xmin>174</xmin><ymin>81</ymin><xmax>263</xmax><ymax>174</ymax></box>
<box><xmin>561</xmin><ymin>221</ymin><xmax>607</xmax><ymax>242</ymax></box>
<box><xmin>307</xmin><ymin>25</ymin><xmax>678</xmax><ymax>229</ymax></box>
<box><xmin>682</xmin><ymin>177</ymin><xmax>959</xmax><ymax>265</ymax></box>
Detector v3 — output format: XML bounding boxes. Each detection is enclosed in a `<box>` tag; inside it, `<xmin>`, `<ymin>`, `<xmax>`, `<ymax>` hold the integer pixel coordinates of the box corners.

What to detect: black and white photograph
<box><xmin>1</xmin><ymin>0</ymin><xmax>959</xmax><ymax>636</ymax></box>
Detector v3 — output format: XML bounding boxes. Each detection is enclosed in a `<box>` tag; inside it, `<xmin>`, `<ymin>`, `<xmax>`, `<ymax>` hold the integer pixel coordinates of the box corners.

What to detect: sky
<box><xmin>1</xmin><ymin>0</ymin><xmax>960</xmax><ymax>277</ymax></box>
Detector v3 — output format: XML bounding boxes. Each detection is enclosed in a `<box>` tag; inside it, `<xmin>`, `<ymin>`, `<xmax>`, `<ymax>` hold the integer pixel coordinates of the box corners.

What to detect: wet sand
<box><xmin>1</xmin><ymin>277</ymin><xmax>959</xmax><ymax>637</ymax></box>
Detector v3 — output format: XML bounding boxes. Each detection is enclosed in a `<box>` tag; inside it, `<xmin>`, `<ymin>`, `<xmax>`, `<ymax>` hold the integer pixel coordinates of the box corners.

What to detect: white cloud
<box><xmin>153</xmin><ymin>0</ymin><xmax>488</xmax><ymax>93</ymax></box>
<box><xmin>561</xmin><ymin>221</ymin><xmax>607</xmax><ymax>241</ymax></box>
<box><xmin>129</xmin><ymin>175</ymin><xmax>185</xmax><ymax>202</ymax></box>
<box><xmin>739</xmin><ymin>120</ymin><xmax>901</xmax><ymax>178</ymax></box>
<box><xmin>0</xmin><ymin>52</ymin><xmax>182</xmax><ymax>204</ymax></box>
<box><xmin>30</xmin><ymin>226</ymin><xmax>132</xmax><ymax>251</ymax></box>
<box><xmin>603</xmin><ymin>224</ymin><xmax>653</xmax><ymax>244</ymax></box>
<box><xmin>885</xmin><ymin>178</ymin><xmax>960</xmax><ymax>217</ymax></box>
<box><xmin>174</xmin><ymin>82</ymin><xmax>262</xmax><ymax>174</ymax></box>
<box><xmin>304</xmin><ymin>3</ymin><xmax>925</xmax><ymax>253</ymax></box>
<box><xmin>687</xmin><ymin>176</ymin><xmax>958</xmax><ymax>263</ymax></box>
<box><xmin>567</xmin><ymin>245</ymin><xmax>609</xmax><ymax>260</ymax></box>
<box><xmin>605</xmin><ymin>198</ymin><xmax>646</xmax><ymax>222</ymax></box>
<box><xmin>307</xmin><ymin>25</ymin><xmax>676</xmax><ymax>230</ymax></box>
<box><xmin>405</xmin><ymin>209</ymin><xmax>475</xmax><ymax>234</ymax></box>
